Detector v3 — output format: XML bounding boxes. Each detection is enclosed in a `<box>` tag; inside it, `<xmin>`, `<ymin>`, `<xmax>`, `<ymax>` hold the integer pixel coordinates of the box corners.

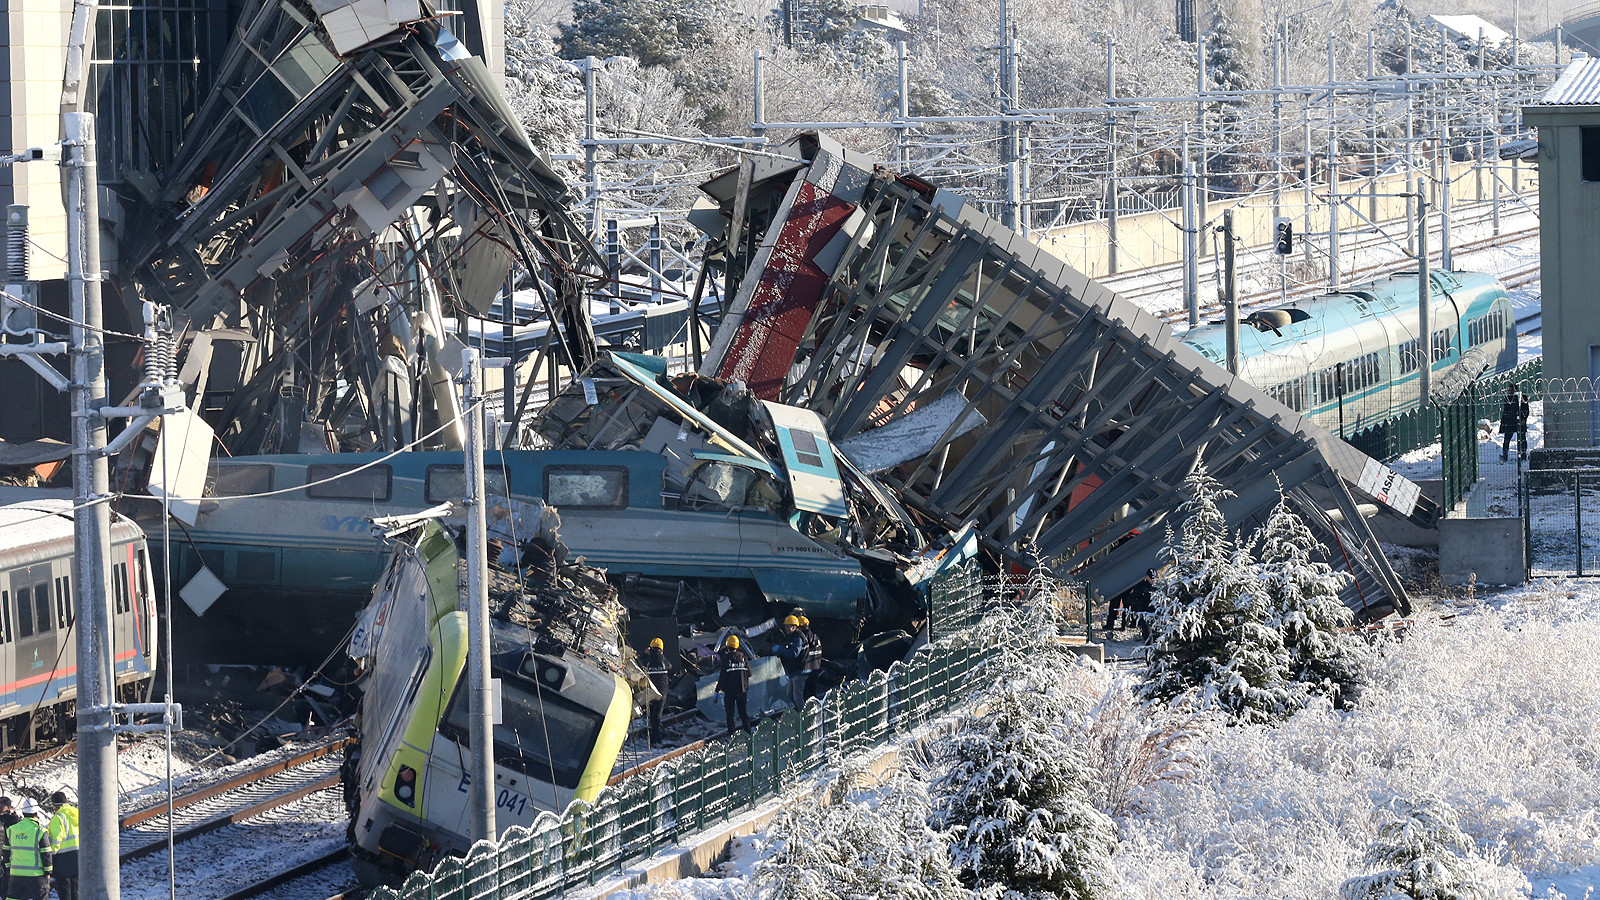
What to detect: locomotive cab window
<box><xmin>305</xmin><ymin>464</ymin><xmax>392</xmax><ymax>502</ymax></box>
<box><xmin>440</xmin><ymin>671</ymin><xmax>605</xmax><ymax>789</ymax></box>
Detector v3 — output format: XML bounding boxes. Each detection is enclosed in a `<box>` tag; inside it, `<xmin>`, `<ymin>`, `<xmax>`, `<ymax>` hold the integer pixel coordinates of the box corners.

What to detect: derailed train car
<box><xmin>344</xmin><ymin>503</ymin><xmax>630</xmax><ymax>884</ymax></box>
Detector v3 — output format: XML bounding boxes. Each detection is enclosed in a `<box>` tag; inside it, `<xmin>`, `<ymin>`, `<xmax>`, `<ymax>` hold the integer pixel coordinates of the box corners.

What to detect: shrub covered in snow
<box><xmin>930</xmin><ymin>683</ymin><xmax>1119</xmax><ymax>899</ymax></box>
<box><xmin>1341</xmin><ymin>794</ymin><xmax>1487</xmax><ymax>900</ymax></box>
<box><xmin>751</xmin><ymin>768</ymin><xmax>967</xmax><ymax>900</ymax></box>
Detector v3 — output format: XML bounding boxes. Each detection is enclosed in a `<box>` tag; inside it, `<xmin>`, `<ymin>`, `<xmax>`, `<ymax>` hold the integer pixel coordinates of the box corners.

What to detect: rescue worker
<box><xmin>770</xmin><ymin>615</ymin><xmax>807</xmax><ymax>711</ymax></box>
<box><xmin>642</xmin><ymin>637</ymin><xmax>671</xmax><ymax>746</ymax></box>
<box><xmin>798</xmin><ymin>616</ymin><xmax>824</xmax><ymax>703</ymax></box>
<box><xmin>45</xmin><ymin>793</ymin><xmax>75</xmax><ymax>900</ymax></box>
<box><xmin>715</xmin><ymin>634</ymin><xmax>754</xmax><ymax>735</ymax></box>
<box><xmin>4</xmin><ymin>798</ymin><xmax>52</xmax><ymax>900</ymax></box>
<box><xmin>0</xmin><ymin>798</ymin><xmax>17</xmax><ymax>900</ymax></box>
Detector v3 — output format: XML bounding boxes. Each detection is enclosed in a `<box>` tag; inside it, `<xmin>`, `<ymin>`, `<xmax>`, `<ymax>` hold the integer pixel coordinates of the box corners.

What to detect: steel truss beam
<box><xmin>702</xmin><ymin>134</ymin><xmax>1427</xmax><ymax>616</ymax></box>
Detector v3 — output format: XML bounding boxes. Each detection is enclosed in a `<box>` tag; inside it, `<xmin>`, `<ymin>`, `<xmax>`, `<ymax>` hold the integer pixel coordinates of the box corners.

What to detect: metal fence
<box><xmin>1520</xmin><ymin>468</ymin><xmax>1600</xmax><ymax>578</ymax></box>
<box><xmin>371</xmin><ymin>563</ymin><xmax>1002</xmax><ymax>900</ymax></box>
<box><xmin>1345</xmin><ymin>359</ymin><xmax>1543</xmax><ymax>468</ymax></box>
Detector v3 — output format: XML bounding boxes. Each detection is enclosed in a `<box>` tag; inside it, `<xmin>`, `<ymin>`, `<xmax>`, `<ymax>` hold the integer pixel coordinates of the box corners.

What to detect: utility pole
<box><xmin>1182</xmin><ymin>125</ymin><xmax>1198</xmax><ymax>327</ymax></box>
<box><xmin>460</xmin><ymin>348</ymin><xmax>496</xmax><ymax>844</ymax></box>
<box><xmin>65</xmin><ymin>105</ymin><xmax>119</xmax><ymax>900</ymax></box>
<box><xmin>1105</xmin><ymin>37</ymin><xmax>1119</xmax><ymax>275</ymax></box>
<box><xmin>1327</xmin><ymin>35</ymin><xmax>1340</xmax><ymax>289</ymax></box>
<box><xmin>1418</xmin><ymin>191</ymin><xmax>1431</xmax><ymax>406</ymax></box>
<box><xmin>1223</xmin><ymin>208</ymin><xmax>1239</xmax><ymax>375</ymax></box>
<box><xmin>1440</xmin><ymin>122</ymin><xmax>1453</xmax><ymax>271</ymax></box>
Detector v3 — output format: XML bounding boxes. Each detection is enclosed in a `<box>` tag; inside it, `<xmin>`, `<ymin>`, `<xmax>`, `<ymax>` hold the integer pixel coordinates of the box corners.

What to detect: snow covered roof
<box><xmin>1530</xmin><ymin>57</ymin><xmax>1600</xmax><ymax>106</ymax></box>
<box><xmin>1425</xmin><ymin>14</ymin><xmax>1510</xmax><ymax>45</ymax></box>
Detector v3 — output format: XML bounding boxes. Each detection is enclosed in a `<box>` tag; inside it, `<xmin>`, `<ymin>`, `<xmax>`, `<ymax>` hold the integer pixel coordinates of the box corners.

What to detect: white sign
<box><xmin>1357</xmin><ymin>458</ymin><xmax>1421</xmax><ymax>517</ymax></box>
<box><xmin>178</xmin><ymin>565</ymin><xmax>227</xmax><ymax>618</ymax></box>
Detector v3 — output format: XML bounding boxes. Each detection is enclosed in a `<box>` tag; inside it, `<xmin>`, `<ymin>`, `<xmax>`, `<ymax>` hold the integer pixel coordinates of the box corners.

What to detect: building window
<box><xmin>1584</xmin><ymin>127</ymin><xmax>1600</xmax><ymax>183</ymax></box>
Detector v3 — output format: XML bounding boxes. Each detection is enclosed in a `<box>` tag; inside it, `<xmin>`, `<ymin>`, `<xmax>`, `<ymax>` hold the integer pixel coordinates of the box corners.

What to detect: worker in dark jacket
<box><xmin>798</xmin><ymin>616</ymin><xmax>823</xmax><ymax>703</ymax></box>
<box><xmin>642</xmin><ymin>637</ymin><xmax>672</xmax><ymax>746</ymax></box>
<box><xmin>4</xmin><ymin>798</ymin><xmax>52</xmax><ymax>900</ymax></box>
<box><xmin>1500</xmin><ymin>385</ymin><xmax>1530</xmax><ymax>462</ymax></box>
<box><xmin>716</xmin><ymin>634</ymin><xmax>754</xmax><ymax>734</ymax></box>
<box><xmin>45</xmin><ymin>792</ymin><xmax>76</xmax><ymax>900</ymax></box>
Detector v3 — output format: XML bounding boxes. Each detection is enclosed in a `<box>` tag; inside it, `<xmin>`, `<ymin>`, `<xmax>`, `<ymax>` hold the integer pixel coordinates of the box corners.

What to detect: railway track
<box><xmin>210</xmin><ymin>847</ymin><xmax>360</xmax><ymax>900</ymax></box>
<box><xmin>1152</xmin><ymin>250</ymin><xmax>1541</xmax><ymax>329</ymax></box>
<box><xmin>119</xmin><ymin>734</ymin><xmax>350</xmax><ymax>862</ymax></box>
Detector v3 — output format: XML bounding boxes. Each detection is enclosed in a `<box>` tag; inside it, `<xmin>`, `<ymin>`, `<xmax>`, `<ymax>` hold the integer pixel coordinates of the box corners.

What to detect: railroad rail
<box><xmin>0</xmin><ymin>741</ymin><xmax>76</xmax><ymax>778</ymax></box>
<box><xmin>212</xmin><ymin>847</ymin><xmax>356</xmax><ymax>900</ymax></box>
<box><xmin>119</xmin><ymin>734</ymin><xmax>350</xmax><ymax>862</ymax></box>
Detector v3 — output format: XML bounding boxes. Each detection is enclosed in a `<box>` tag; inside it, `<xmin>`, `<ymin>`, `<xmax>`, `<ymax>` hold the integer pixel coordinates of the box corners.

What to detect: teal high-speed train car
<box><xmin>1179</xmin><ymin>270</ymin><xmax>1517</xmax><ymax>435</ymax></box>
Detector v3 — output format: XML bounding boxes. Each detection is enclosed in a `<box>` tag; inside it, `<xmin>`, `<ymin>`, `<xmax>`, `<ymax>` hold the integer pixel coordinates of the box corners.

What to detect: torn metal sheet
<box><xmin>695</xmin><ymin>134</ymin><xmax>1425</xmax><ymax>616</ymax></box>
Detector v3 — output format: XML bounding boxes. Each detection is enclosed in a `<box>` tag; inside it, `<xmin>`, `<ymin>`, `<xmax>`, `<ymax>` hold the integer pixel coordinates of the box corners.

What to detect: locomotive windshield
<box><xmin>441</xmin><ymin>671</ymin><xmax>605</xmax><ymax>789</ymax></box>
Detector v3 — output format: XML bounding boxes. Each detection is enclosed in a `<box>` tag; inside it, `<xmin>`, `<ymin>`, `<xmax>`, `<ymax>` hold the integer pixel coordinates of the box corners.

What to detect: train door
<box><xmin>10</xmin><ymin>565</ymin><xmax>56</xmax><ymax>691</ymax></box>
<box><xmin>107</xmin><ymin>546</ymin><xmax>135</xmax><ymax>682</ymax></box>
<box><xmin>0</xmin><ymin>580</ymin><xmax>12</xmax><ymax>709</ymax></box>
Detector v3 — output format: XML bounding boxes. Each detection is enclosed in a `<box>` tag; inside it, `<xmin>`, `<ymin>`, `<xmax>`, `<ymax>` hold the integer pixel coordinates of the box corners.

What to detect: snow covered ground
<box><xmin>609</xmin><ymin>579</ymin><xmax>1600</xmax><ymax>899</ymax></box>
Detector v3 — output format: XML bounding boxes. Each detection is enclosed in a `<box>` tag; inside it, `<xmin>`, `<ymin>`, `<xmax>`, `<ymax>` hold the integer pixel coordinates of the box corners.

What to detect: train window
<box><xmin>15</xmin><ymin>587</ymin><xmax>31</xmax><ymax>638</ymax></box>
<box><xmin>207</xmin><ymin>464</ymin><xmax>274</xmax><ymax>497</ymax></box>
<box><xmin>305</xmin><ymin>464</ymin><xmax>392</xmax><ymax>502</ymax></box>
<box><xmin>544</xmin><ymin>466</ymin><xmax>629</xmax><ymax>509</ymax></box>
<box><xmin>114</xmin><ymin>562</ymin><xmax>130</xmax><ymax>614</ymax></box>
<box><xmin>54</xmin><ymin>577</ymin><xmax>70</xmax><ymax>630</ymax></box>
<box><xmin>423</xmin><ymin>465</ymin><xmax>509</xmax><ymax>504</ymax></box>
<box><xmin>0</xmin><ymin>590</ymin><xmax>8</xmax><ymax>643</ymax></box>
<box><xmin>136</xmin><ymin>549</ymin><xmax>151</xmax><ymax>615</ymax></box>
<box><xmin>34</xmin><ymin>584</ymin><xmax>51</xmax><ymax>634</ymax></box>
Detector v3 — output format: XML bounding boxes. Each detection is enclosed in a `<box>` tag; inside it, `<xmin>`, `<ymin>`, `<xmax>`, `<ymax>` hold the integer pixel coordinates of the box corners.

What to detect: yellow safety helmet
<box><xmin>725</xmin><ymin>634</ymin><xmax>741</xmax><ymax>649</ymax></box>
<box><xmin>798</xmin><ymin>616</ymin><xmax>810</xmax><ymax>627</ymax></box>
<box><xmin>783</xmin><ymin>615</ymin><xmax>801</xmax><ymax>626</ymax></box>
<box><xmin>649</xmin><ymin>637</ymin><xmax>664</xmax><ymax>650</ymax></box>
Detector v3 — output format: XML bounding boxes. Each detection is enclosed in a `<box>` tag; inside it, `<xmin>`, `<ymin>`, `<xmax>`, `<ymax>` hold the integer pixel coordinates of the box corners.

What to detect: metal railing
<box><xmin>1345</xmin><ymin>359</ymin><xmax>1543</xmax><ymax>479</ymax></box>
<box><xmin>370</xmin><ymin>562</ymin><xmax>1004</xmax><ymax>900</ymax></box>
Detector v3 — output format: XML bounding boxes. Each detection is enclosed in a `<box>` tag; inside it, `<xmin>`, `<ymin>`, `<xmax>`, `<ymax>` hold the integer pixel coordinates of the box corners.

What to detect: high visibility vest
<box><xmin>48</xmin><ymin>805</ymin><xmax>78</xmax><ymax>854</ymax></box>
<box><xmin>6</xmin><ymin>818</ymin><xmax>50</xmax><ymax>877</ymax></box>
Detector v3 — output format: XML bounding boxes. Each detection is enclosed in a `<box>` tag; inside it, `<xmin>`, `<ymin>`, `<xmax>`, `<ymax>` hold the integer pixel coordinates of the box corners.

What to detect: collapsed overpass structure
<box><xmin>696</xmin><ymin>134</ymin><xmax>1432</xmax><ymax>616</ymax></box>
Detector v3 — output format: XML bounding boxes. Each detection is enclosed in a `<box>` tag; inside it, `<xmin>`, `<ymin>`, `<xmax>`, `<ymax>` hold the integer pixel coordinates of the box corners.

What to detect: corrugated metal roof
<box><xmin>1532</xmin><ymin>57</ymin><xmax>1600</xmax><ymax>105</ymax></box>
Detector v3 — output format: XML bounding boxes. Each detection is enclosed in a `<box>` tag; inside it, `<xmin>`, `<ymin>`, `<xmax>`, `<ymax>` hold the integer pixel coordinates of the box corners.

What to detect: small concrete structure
<box><xmin>1439</xmin><ymin>480</ymin><xmax>1527</xmax><ymax>586</ymax></box>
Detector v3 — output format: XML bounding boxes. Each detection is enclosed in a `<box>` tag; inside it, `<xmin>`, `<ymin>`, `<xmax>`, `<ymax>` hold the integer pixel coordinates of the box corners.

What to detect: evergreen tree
<box><xmin>556</xmin><ymin>0</ymin><xmax>730</xmax><ymax>67</ymax></box>
<box><xmin>1252</xmin><ymin>494</ymin><xmax>1366</xmax><ymax>706</ymax></box>
<box><xmin>1139</xmin><ymin>465</ymin><xmax>1304</xmax><ymax>724</ymax></box>
<box><xmin>502</xmin><ymin>5</ymin><xmax>584</xmax><ymax>157</ymax></box>
<box><xmin>1341</xmin><ymin>795</ymin><xmax>1486</xmax><ymax>900</ymax></box>
<box><xmin>930</xmin><ymin>685</ymin><xmax>1119</xmax><ymax>899</ymax></box>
